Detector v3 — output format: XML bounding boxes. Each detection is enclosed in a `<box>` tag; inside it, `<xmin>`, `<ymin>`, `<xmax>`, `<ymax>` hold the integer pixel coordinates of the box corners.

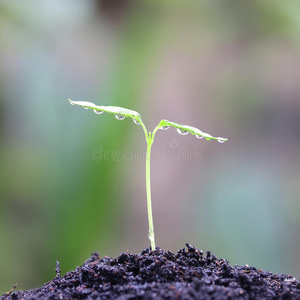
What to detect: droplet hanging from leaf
<box><xmin>115</xmin><ymin>114</ymin><xmax>125</xmax><ymax>120</ymax></box>
<box><xmin>94</xmin><ymin>109</ymin><xmax>103</xmax><ymax>115</ymax></box>
<box><xmin>176</xmin><ymin>128</ymin><xmax>188</xmax><ymax>135</ymax></box>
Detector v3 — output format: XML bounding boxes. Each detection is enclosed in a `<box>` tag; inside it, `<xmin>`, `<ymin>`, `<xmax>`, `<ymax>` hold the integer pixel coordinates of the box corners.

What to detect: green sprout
<box><xmin>68</xmin><ymin>99</ymin><xmax>228</xmax><ymax>251</ymax></box>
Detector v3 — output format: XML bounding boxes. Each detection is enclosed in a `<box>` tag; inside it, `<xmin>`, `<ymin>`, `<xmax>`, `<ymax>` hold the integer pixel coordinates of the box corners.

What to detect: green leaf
<box><xmin>68</xmin><ymin>99</ymin><xmax>142</xmax><ymax>124</ymax></box>
<box><xmin>157</xmin><ymin>119</ymin><xmax>228</xmax><ymax>143</ymax></box>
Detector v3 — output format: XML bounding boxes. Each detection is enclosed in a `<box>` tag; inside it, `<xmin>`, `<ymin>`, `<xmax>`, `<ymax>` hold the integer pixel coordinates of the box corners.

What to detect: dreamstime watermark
<box><xmin>92</xmin><ymin>140</ymin><xmax>203</xmax><ymax>162</ymax></box>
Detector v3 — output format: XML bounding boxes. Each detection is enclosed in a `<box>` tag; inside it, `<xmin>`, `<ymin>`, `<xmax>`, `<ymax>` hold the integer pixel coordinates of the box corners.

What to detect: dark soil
<box><xmin>2</xmin><ymin>243</ymin><xmax>299</xmax><ymax>300</ymax></box>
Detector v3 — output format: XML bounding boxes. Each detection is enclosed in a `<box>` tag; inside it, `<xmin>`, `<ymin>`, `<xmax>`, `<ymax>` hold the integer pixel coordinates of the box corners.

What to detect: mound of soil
<box><xmin>2</xmin><ymin>243</ymin><xmax>299</xmax><ymax>299</ymax></box>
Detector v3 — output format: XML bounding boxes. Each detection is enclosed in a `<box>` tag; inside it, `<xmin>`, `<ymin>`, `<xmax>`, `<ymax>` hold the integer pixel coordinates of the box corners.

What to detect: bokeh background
<box><xmin>1</xmin><ymin>0</ymin><xmax>300</xmax><ymax>293</ymax></box>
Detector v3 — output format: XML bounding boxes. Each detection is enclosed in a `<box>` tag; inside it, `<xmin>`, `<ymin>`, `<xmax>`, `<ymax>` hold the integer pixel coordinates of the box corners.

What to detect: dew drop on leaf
<box><xmin>84</xmin><ymin>106</ymin><xmax>89</xmax><ymax>110</ymax></box>
<box><xmin>196</xmin><ymin>134</ymin><xmax>204</xmax><ymax>139</ymax></box>
<box><xmin>70</xmin><ymin>102</ymin><xmax>75</xmax><ymax>105</ymax></box>
<box><xmin>133</xmin><ymin>119</ymin><xmax>140</xmax><ymax>125</ymax></box>
<box><xmin>115</xmin><ymin>114</ymin><xmax>125</xmax><ymax>120</ymax></box>
<box><xmin>177</xmin><ymin>128</ymin><xmax>189</xmax><ymax>135</ymax></box>
<box><xmin>218</xmin><ymin>139</ymin><xmax>225</xmax><ymax>143</ymax></box>
<box><xmin>205</xmin><ymin>137</ymin><xmax>211</xmax><ymax>141</ymax></box>
<box><xmin>160</xmin><ymin>126</ymin><xmax>170</xmax><ymax>130</ymax></box>
<box><xmin>94</xmin><ymin>109</ymin><xmax>103</xmax><ymax>114</ymax></box>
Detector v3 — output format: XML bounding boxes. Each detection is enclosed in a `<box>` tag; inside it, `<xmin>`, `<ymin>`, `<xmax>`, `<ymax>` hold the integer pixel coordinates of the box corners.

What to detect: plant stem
<box><xmin>146</xmin><ymin>134</ymin><xmax>155</xmax><ymax>251</ymax></box>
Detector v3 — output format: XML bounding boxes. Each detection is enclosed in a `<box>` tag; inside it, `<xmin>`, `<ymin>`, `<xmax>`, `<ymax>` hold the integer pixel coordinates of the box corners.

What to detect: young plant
<box><xmin>68</xmin><ymin>99</ymin><xmax>228</xmax><ymax>251</ymax></box>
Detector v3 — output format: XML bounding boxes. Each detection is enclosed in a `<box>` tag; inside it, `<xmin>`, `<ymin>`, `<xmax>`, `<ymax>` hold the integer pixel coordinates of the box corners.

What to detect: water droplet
<box><xmin>204</xmin><ymin>134</ymin><xmax>212</xmax><ymax>141</ymax></box>
<box><xmin>160</xmin><ymin>126</ymin><xmax>170</xmax><ymax>130</ymax></box>
<box><xmin>70</xmin><ymin>102</ymin><xmax>75</xmax><ymax>105</ymax></box>
<box><xmin>115</xmin><ymin>114</ymin><xmax>125</xmax><ymax>120</ymax></box>
<box><xmin>196</xmin><ymin>134</ymin><xmax>204</xmax><ymax>139</ymax></box>
<box><xmin>177</xmin><ymin>128</ymin><xmax>188</xmax><ymax>135</ymax></box>
<box><xmin>133</xmin><ymin>119</ymin><xmax>140</xmax><ymax>125</ymax></box>
<box><xmin>218</xmin><ymin>139</ymin><xmax>225</xmax><ymax>143</ymax></box>
<box><xmin>84</xmin><ymin>106</ymin><xmax>89</xmax><ymax>110</ymax></box>
<box><xmin>94</xmin><ymin>109</ymin><xmax>103</xmax><ymax>115</ymax></box>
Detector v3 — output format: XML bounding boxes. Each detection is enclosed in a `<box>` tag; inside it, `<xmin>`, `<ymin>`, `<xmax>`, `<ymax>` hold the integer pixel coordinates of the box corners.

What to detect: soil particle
<box><xmin>1</xmin><ymin>243</ymin><xmax>299</xmax><ymax>299</ymax></box>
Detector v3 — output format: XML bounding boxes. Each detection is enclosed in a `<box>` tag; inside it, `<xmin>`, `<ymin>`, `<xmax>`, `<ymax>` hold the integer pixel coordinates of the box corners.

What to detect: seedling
<box><xmin>68</xmin><ymin>99</ymin><xmax>228</xmax><ymax>250</ymax></box>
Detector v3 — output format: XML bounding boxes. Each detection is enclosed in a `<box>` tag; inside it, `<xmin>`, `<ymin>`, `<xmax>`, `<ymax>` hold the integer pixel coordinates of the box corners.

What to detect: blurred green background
<box><xmin>1</xmin><ymin>0</ymin><xmax>300</xmax><ymax>293</ymax></box>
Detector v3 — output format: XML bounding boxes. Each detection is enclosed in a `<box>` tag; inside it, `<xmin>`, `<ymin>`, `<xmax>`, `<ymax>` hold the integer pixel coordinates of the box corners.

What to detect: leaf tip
<box><xmin>68</xmin><ymin>99</ymin><xmax>75</xmax><ymax>105</ymax></box>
